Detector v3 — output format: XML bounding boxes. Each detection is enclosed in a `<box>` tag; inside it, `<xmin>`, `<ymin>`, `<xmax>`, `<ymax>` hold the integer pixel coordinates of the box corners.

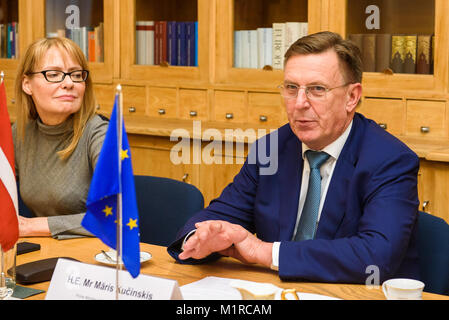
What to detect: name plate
<box><xmin>46</xmin><ymin>258</ymin><xmax>183</xmax><ymax>300</ymax></box>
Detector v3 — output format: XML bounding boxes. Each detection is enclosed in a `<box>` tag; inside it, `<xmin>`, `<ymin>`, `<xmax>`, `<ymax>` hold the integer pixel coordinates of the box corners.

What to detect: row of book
<box><xmin>348</xmin><ymin>33</ymin><xmax>434</xmax><ymax>74</ymax></box>
<box><xmin>47</xmin><ymin>22</ymin><xmax>104</xmax><ymax>63</ymax></box>
<box><xmin>136</xmin><ymin>21</ymin><xmax>198</xmax><ymax>67</ymax></box>
<box><xmin>0</xmin><ymin>22</ymin><xmax>19</xmax><ymax>59</ymax></box>
<box><xmin>234</xmin><ymin>22</ymin><xmax>308</xmax><ymax>70</ymax></box>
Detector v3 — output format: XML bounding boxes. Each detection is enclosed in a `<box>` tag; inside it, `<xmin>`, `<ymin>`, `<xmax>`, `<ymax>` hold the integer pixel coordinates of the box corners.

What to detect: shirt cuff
<box><xmin>270</xmin><ymin>241</ymin><xmax>280</xmax><ymax>271</ymax></box>
<box><xmin>181</xmin><ymin>229</ymin><xmax>197</xmax><ymax>251</ymax></box>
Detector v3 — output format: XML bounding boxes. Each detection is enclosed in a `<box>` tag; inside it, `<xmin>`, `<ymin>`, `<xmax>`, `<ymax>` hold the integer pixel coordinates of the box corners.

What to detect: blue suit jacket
<box><xmin>168</xmin><ymin>113</ymin><xmax>420</xmax><ymax>283</ymax></box>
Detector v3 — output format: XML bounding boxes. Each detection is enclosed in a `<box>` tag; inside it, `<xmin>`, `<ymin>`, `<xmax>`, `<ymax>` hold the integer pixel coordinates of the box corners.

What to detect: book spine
<box><xmin>241</xmin><ymin>30</ymin><xmax>250</xmax><ymax>68</ymax></box>
<box><xmin>300</xmin><ymin>22</ymin><xmax>308</xmax><ymax>38</ymax></box>
<box><xmin>417</xmin><ymin>35</ymin><xmax>431</xmax><ymax>74</ymax></box>
<box><xmin>88</xmin><ymin>30</ymin><xmax>96</xmax><ymax>62</ymax></box>
<box><xmin>257</xmin><ymin>28</ymin><xmax>265</xmax><ymax>69</ymax></box>
<box><xmin>264</xmin><ymin>28</ymin><xmax>273</xmax><ymax>68</ymax></box>
<box><xmin>403</xmin><ymin>35</ymin><xmax>417</xmax><ymax>74</ymax></box>
<box><xmin>249</xmin><ymin>30</ymin><xmax>258</xmax><ymax>69</ymax></box>
<box><xmin>167</xmin><ymin>21</ymin><xmax>177</xmax><ymax>66</ymax></box>
<box><xmin>177</xmin><ymin>22</ymin><xmax>186</xmax><ymax>66</ymax></box>
<box><xmin>186</xmin><ymin>22</ymin><xmax>195</xmax><ymax>66</ymax></box>
<box><xmin>160</xmin><ymin>21</ymin><xmax>167</xmax><ymax>64</ymax></box>
<box><xmin>362</xmin><ymin>34</ymin><xmax>376</xmax><ymax>72</ymax></box>
<box><xmin>391</xmin><ymin>35</ymin><xmax>405</xmax><ymax>73</ymax></box>
<box><xmin>7</xmin><ymin>23</ymin><xmax>11</xmax><ymax>58</ymax></box>
<box><xmin>375</xmin><ymin>34</ymin><xmax>391</xmax><ymax>72</ymax></box>
<box><xmin>146</xmin><ymin>21</ymin><xmax>155</xmax><ymax>65</ymax></box>
<box><xmin>154</xmin><ymin>21</ymin><xmax>160</xmax><ymax>65</ymax></box>
<box><xmin>285</xmin><ymin>22</ymin><xmax>301</xmax><ymax>53</ymax></box>
<box><xmin>136</xmin><ymin>21</ymin><xmax>145</xmax><ymax>65</ymax></box>
<box><xmin>98</xmin><ymin>23</ymin><xmax>104</xmax><ymax>62</ymax></box>
<box><xmin>194</xmin><ymin>21</ymin><xmax>198</xmax><ymax>66</ymax></box>
<box><xmin>272</xmin><ymin>23</ymin><xmax>285</xmax><ymax>69</ymax></box>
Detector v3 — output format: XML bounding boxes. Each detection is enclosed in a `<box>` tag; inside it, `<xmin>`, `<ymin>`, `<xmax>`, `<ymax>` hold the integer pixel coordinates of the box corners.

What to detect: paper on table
<box><xmin>180</xmin><ymin>276</ymin><xmax>341</xmax><ymax>300</ymax></box>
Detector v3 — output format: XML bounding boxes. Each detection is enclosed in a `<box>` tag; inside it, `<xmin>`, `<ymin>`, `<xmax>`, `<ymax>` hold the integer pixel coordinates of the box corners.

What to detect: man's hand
<box><xmin>178</xmin><ymin>220</ymin><xmax>273</xmax><ymax>268</ymax></box>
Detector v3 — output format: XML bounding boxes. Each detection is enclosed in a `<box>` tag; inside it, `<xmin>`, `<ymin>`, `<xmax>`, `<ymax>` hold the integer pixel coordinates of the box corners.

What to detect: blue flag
<box><xmin>82</xmin><ymin>94</ymin><xmax>140</xmax><ymax>278</ymax></box>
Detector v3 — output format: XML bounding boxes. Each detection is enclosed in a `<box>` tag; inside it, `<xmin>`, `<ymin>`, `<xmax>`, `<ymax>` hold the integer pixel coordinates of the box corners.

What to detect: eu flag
<box><xmin>82</xmin><ymin>93</ymin><xmax>140</xmax><ymax>278</ymax></box>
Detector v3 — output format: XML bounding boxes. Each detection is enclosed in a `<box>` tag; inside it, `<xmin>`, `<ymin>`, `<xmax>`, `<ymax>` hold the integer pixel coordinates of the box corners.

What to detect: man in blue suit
<box><xmin>167</xmin><ymin>31</ymin><xmax>420</xmax><ymax>283</ymax></box>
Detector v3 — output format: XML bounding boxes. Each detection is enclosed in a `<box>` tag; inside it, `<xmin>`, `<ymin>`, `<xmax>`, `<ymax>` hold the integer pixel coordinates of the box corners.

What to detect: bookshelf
<box><xmin>3</xmin><ymin>0</ymin><xmax>449</xmax><ymax>221</ymax></box>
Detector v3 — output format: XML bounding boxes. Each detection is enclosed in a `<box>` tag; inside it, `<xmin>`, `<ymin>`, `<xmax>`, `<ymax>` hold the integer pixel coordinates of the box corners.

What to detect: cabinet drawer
<box><xmin>148</xmin><ymin>87</ymin><xmax>177</xmax><ymax>119</ymax></box>
<box><xmin>179</xmin><ymin>89</ymin><xmax>208</xmax><ymax>121</ymax></box>
<box><xmin>93</xmin><ymin>84</ymin><xmax>115</xmax><ymax>115</ymax></box>
<box><xmin>358</xmin><ymin>98</ymin><xmax>405</xmax><ymax>135</ymax></box>
<box><xmin>406</xmin><ymin>100</ymin><xmax>447</xmax><ymax>138</ymax></box>
<box><xmin>248</xmin><ymin>92</ymin><xmax>283</xmax><ymax>125</ymax></box>
<box><xmin>214</xmin><ymin>90</ymin><xmax>247</xmax><ymax>123</ymax></box>
<box><xmin>121</xmin><ymin>85</ymin><xmax>147</xmax><ymax>117</ymax></box>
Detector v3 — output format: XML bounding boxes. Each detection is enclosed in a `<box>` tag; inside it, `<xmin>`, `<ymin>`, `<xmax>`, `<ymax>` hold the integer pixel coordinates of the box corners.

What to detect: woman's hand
<box><xmin>19</xmin><ymin>216</ymin><xmax>51</xmax><ymax>237</ymax></box>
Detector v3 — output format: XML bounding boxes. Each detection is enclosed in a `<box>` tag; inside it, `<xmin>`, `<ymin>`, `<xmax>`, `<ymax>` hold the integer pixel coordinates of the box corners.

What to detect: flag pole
<box><xmin>0</xmin><ymin>70</ymin><xmax>6</xmax><ymax>298</ymax></box>
<box><xmin>115</xmin><ymin>84</ymin><xmax>124</xmax><ymax>300</ymax></box>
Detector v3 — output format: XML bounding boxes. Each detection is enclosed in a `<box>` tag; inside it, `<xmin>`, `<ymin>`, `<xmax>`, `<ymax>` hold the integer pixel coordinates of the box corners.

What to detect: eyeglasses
<box><xmin>278</xmin><ymin>82</ymin><xmax>351</xmax><ymax>101</ymax></box>
<box><xmin>28</xmin><ymin>70</ymin><xmax>89</xmax><ymax>83</ymax></box>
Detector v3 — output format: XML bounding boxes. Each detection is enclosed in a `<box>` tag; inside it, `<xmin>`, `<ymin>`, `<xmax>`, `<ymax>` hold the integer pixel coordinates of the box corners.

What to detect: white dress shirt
<box><xmin>271</xmin><ymin>121</ymin><xmax>353</xmax><ymax>270</ymax></box>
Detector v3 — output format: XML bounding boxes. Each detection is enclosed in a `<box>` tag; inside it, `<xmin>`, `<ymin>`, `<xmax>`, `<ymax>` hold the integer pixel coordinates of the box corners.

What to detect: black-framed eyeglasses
<box><xmin>278</xmin><ymin>82</ymin><xmax>352</xmax><ymax>100</ymax></box>
<box><xmin>28</xmin><ymin>70</ymin><xmax>89</xmax><ymax>83</ymax></box>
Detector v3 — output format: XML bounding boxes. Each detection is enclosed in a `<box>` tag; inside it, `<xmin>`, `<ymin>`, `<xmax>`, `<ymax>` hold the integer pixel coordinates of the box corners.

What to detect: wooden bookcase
<box><xmin>3</xmin><ymin>0</ymin><xmax>449</xmax><ymax>221</ymax></box>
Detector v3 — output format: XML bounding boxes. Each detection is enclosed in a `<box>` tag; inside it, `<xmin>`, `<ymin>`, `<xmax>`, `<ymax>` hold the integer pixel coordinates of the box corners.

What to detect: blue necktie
<box><xmin>295</xmin><ymin>150</ymin><xmax>330</xmax><ymax>241</ymax></box>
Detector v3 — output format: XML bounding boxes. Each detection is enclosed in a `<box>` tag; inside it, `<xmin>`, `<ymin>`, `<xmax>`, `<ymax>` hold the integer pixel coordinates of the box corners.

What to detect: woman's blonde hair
<box><xmin>15</xmin><ymin>37</ymin><xmax>96</xmax><ymax>160</ymax></box>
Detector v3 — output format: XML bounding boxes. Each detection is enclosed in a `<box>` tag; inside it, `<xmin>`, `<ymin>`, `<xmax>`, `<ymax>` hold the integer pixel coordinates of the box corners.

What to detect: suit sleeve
<box><xmin>279</xmin><ymin>150</ymin><xmax>420</xmax><ymax>283</ymax></box>
<box><xmin>167</xmin><ymin>143</ymin><xmax>261</xmax><ymax>263</ymax></box>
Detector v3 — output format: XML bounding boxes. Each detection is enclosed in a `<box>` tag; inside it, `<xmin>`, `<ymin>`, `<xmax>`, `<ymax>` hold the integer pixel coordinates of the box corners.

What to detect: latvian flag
<box><xmin>0</xmin><ymin>78</ymin><xmax>19</xmax><ymax>252</ymax></box>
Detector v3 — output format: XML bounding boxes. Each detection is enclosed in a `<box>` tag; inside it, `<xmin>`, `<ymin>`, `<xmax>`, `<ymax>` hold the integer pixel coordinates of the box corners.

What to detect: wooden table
<box><xmin>16</xmin><ymin>237</ymin><xmax>448</xmax><ymax>300</ymax></box>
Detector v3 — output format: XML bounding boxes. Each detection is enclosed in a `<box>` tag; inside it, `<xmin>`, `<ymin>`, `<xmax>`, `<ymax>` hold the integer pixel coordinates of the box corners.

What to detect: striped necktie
<box><xmin>294</xmin><ymin>150</ymin><xmax>330</xmax><ymax>241</ymax></box>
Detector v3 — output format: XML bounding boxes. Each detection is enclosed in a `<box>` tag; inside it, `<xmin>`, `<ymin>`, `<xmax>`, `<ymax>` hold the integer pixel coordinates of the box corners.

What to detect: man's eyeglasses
<box><xmin>278</xmin><ymin>83</ymin><xmax>351</xmax><ymax>100</ymax></box>
<box><xmin>28</xmin><ymin>70</ymin><xmax>89</xmax><ymax>83</ymax></box>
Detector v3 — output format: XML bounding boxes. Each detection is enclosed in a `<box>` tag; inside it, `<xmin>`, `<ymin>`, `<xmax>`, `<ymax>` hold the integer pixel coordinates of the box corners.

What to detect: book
<box><xmin>348</xmin><ymin>34</ymin><xmax>364</xmax><ymax>55</ymax></box>
<box><xmin>362</xmin><ymin>34</ymin><xmax>376</xmax><ymax>72</ymax></box>
<box><xmin>257</xmin><ymin>28</ymin><xmax>272</xmax><ymax>68</ymax></box>
<box><xmin>94</xmin><ymin>23</ymin><xmax>104</xmax><ymax>63</ymax></box>
<box><xmin>272</xmin><ymin>23</ymin><xmax>285</xmax><ymax>69</ymax></box>
<box><xmin>391</xmin><ymin>35</ymin><xmax>406</xmax><ymax>73</ymax></box>
<box><xmin>136</xmin><ymin>21</ymin><xmax>154</xmax><ymax>65</ymax></box>
<box><xmin>186</xmin><ymin>22</ymin><xmax>195</xmax><ymax>66</ymax></box>
<box><xmin>375</xmin><ymin>34</ymin><xmax>391</xmax><ymax>72</ymax></box>
<box><xmin>234</xmin><ymin>30</ymin><xmax>242</xmax><ymax>68</ymax></box>
<box><xmin>299</xmin><ymin>22</ymin><xmax>308</xmax><ymax>38</ymax></box>
<box><xmin>248</xmin><ymin>30</ymin><xmax>258</xmax><ymax>69</ymax></box>
<box><xmin>403</xmin><ymin>35</ymin><xmax>417</xmax><ymax>74</ymax></box>
<box><xmin>145</xmin><ymin>21</ymin><xmax>155</xmax><ymax>65</ymax></box>
<box><xmin>160</xmin><ymin>21</ymin><xmax>168</xmax><ymax>64</ymax></box>
<box><xmin>194</xmin><ymin>21</ymin><xmax>198</xmax><ymax>66</ymax></box>
<box><xmin>167</xmin><ymin>21</ymin><xmax>177</xmax><ymax>66</ymax></box>
<box><xmin>416</xmin><ymin>35</ymin><xmax>431</xmax><ymax>74</ymax></box>
<box><xmin>285</xmin><ymin>22</ymin><xmax>301</xmax><ymax>53</ymax></box>
<box><xmin>88</xmin><ymin>30</ymin><xmax>96</xmax><ymax>62</ymax></box>
<box><xmin>154</xmin><ymin>21</ymin><xmax>160</xmax><ymax>65</ymax></box>
<box><xmin>176</xmin><ymin>22</ymin><xmax>186</xmax><ymax>66</ymax></box>
<box><xmin>241</xmin><ymin>30</ymin><xmax>250</xmax><ymax>68</ymax></box>
<box><xmin>257</xmin><ymin>28</ymin><xmax>265</xmax><ymax>69</ymax></box>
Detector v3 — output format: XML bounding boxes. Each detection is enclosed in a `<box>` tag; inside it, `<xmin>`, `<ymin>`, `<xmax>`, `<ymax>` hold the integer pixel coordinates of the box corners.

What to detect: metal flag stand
<box><xmin>115</xmin><ymin>84</ymin><xmax>124</xmax><ymax>300</ymax></box>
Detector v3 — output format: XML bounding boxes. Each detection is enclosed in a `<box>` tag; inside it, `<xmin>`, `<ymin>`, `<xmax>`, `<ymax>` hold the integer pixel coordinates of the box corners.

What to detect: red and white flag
<box><xmin>0</xmin><ymin>78</ymin><xmax>19</xmax><ymax>252</ymax></box>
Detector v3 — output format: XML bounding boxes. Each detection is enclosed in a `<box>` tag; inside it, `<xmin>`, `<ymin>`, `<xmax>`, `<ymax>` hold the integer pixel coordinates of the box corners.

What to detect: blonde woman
<box><xmin>12</xmin><ymin>37</ymin><xmax>108</xmax><ymax>238</ymax></box>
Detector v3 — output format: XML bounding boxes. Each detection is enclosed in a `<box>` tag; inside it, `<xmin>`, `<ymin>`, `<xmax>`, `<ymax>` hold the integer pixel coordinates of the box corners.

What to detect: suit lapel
<box><xmin>278</xmin><ymin>129</ymin><xmax>303</xmax><ymax>241</ymax></box>
<box><xmin>316</xmin><ymin>114</ymin><xmax>364</xmax><ymax>239</ymax></box>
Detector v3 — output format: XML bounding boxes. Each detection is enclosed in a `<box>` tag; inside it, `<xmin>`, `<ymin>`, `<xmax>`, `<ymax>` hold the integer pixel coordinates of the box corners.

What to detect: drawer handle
<box><xmin>129</xmin><ymin>106</ymin><xmax>136</xmax><ymax>113</ymax></box>
<box><xmin>189</xmin><ymin>111</ymin><xmax>198</xmax><ymax>117</ymax></box>
<box><xmin>378</xmin><ymin>123</ymin><xmax>387</xmax><ymax>130</ymax></box>
<box><xmin>182</xmin><ymin>173</ymin><xmax>189</xmax><ymax>183</ymax></box>
<box><xmin>420</xmin><ymin>126</ymin><xmax>430</xmax><ymax>133</ymax></box>
<box><xmin>96</xmin><ymin>104</ymin><xmax>100</xmax><ymax>111</ymax></box>
<box><xmin>226</xmin><ymin>113</ymin><xmax>234</xmax><ymax>119</ymax></box>
<box><xmin>158</xmin><ymin>108</ymin><xmax>166</xmax><ymax>115</ymax></box>
<box><xmin>11</xmin><ymin>99</ymin><xmax>15</xmax><ymax>104</ymax></box>
<box><xmin>259</xmin><ymin>115</ymin><xmax>268</xmax><ymax>122</ymax></box>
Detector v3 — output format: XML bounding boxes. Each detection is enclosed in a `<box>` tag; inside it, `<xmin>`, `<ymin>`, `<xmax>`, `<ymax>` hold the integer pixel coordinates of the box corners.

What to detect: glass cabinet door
<box><xmin>0</xmin><ymin>0</ymin><xmax>19</xmax><ymax>60</ymax></box>
<box><xmin>328</xmin><ymin>0</ymin><xmax>449</xmax><ymax>93</ymax></box>
<box><xmin>120</xmin><ymin>0</ymin><xmax>210</xmax><ymax>84</ymax></box>
<box><xmin>215</xmin><ymin>0</ymin><xmax>320</xmax><ymax>89</ymax></box>
<box><xmin>43</xmin><ymin>0</ymin><xmax>114</xmax><ymax>83</ymax></box>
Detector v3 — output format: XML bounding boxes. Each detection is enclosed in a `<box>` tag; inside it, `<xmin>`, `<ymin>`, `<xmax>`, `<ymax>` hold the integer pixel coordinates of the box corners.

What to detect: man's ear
<box><xmin>346</xmin><ymin>83</ymin><xmax>362</xmax><ymax>113</ymax></box>
<box><xmin>22</xmin><ymin>76</ymin><xmax>33</xmax><ymax>96</ymax></box>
